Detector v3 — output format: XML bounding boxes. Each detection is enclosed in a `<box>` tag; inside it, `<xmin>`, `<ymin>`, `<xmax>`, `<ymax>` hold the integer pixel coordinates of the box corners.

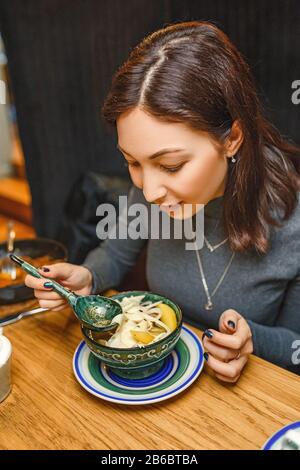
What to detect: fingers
<box><xmin>25</xmin><ymin>274</ymin><xmax>53</xmax><ymax>290</ymax></box>
<box><xmin>214</xmin><ymin>372</ymin><xmax>241</xmax><ymax>383</ymax></box>
<box><xmin>203</xmin><ymin>319</ymin><xmax>251</xmax><ymax>351</ymax></box>
<box><xmin>24</xmin><ymin>262</ymin><xmax>81</xmax><ymax>312</ymax></box>
<box><xmin>33</xmin><ymin>289</ymin><xmax>61</xmax><ymax>301</ymax></box>
<box><xmin>203</xmin><ymin>310</ymin><xmax>253</xmax><ymax>383</ymax></box>
<box><xmin>202</xmin><ymin>336</ymin><xmax>239</xmax><ymax>362</ymax></box>
<box><xmin>37</xmin><ymin>299</ymin><xmax>67</xmax><ymax>311</ymax></box>
<box><xmin>25</xmin><ymin>262</ymin><xmax>74</xmax><ymax>289</ymax></box>
<box><xmin>203</xmin><ymin>335</ymin><xmax>253</xmax><ymax>362</ymax></box>
<box><xmin>51</xmin><ymin>305</ymin><xmax>68</xmax><ymax>312</ymax></box>
<box><xmin>219</xmin><ymin>309</ymin><xmax>241</xmax><ymax>334</ymax></box>
<box><xmin>26</xmin><ymin>275</ymin><xmax>64</xmax><ymax>308</ymax></box>
<box><xmin>204</xmin><ymin>353</ymin><xmax>248</xmax><ymax>382</ymax></box>
<box><xmin>203</xmin><ymin>328</ymin><xmax>244</xmax><ymax>350</ymax></box>
<box><xmin>38</xmin><ymin>262</ymin><xmax>74</xmax><ymax>280</ymax></box>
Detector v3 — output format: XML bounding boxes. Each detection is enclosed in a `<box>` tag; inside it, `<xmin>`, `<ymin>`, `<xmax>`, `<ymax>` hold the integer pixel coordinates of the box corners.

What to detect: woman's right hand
<box><xmin>24</xmin><ymin>263</ymin><xmax>93</xmax><ymax>311</ymax></box>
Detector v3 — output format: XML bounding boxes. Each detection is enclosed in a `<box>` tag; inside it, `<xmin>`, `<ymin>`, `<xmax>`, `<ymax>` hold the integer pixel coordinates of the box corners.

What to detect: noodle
<box><xmin>97</xmin><ymin>295</ymin><xmax>174</xmax><ymax>348</ymax></box>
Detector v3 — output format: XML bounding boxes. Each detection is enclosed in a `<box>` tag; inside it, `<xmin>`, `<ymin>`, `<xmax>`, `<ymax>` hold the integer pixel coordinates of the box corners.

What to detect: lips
<box><xmin>159</xmin><ymin>201</ymin><xmax>183</xmax><ymax>213</ymax></box>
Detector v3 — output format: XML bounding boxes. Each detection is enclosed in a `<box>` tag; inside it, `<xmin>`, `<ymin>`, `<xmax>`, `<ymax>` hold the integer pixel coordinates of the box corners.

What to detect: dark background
<box><xmin>0</xmin><ymin>0</ymin><xmax>299</xmax><ymax>240</ymax></box>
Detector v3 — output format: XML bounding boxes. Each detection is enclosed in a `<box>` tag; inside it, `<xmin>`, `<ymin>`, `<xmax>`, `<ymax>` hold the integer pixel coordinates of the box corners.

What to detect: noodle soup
<box><xmin>81</xmin><ymin>291</ymin><xmax>182</xmax><ymax>379</ymax></box>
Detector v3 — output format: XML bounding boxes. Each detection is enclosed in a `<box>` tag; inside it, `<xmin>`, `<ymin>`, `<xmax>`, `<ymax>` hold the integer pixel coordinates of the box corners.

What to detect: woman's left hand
<box><xmin>202</xmin><ymin>309</ymin><xmax>253</xmax><ymax>383</ymax></box>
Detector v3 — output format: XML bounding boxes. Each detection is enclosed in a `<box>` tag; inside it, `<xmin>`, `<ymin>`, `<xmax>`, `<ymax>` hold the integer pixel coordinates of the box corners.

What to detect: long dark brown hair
<box><xmin>102</xmin><ymin>21</ymin><xmax>300</xmax><ymax>254</ymax></box>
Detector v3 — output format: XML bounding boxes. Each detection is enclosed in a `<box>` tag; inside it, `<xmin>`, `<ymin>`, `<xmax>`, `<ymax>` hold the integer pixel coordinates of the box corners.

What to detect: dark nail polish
<box><xmin>204</xmin><ymin>352</ymin><xmax>209</xmax><ymax>361</ymax></box>
<box><xmin>44</xmin><ymin>281</ymin><xmax>53</xmax><ymax>289</ymax></box>
<box><xmin>228</xmin><ymin>320</ymin><xmax>236</xmax><ymax>329</ymax></box>
<box><xmin>42</xmin><ymin>267</ymin><xmax>50</xmax><ymax>272</ymax></box>
<box><xmin>203</xmin><ymin>329</ymin><xmax>213</xmax><ymax>339</ymax></box>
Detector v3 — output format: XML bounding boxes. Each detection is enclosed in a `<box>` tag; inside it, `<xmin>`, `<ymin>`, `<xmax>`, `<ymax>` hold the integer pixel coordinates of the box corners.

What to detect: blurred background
<box><xmin>0</xmin><ymin>0</ymin><xmax>299</xmax><ymax>271</ymax></box>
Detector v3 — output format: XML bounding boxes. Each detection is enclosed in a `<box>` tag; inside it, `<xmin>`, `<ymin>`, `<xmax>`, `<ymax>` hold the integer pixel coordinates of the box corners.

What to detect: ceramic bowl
<box><xmin>81</xmin><ymin>290</ymin><xmax>182</xmax><ymax>379</ymax></box>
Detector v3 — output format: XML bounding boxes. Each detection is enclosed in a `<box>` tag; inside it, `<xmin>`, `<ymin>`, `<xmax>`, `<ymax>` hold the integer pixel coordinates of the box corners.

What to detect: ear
<box><xmin>224</xmin><ymin>120</ymin><xmax>244</xmax><ymax>159</ymax></box>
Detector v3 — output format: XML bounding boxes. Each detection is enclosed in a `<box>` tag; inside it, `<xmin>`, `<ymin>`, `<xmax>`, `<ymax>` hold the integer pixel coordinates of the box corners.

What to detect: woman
<box><xmin>26</xmin><ymin>21</ymin><xmax>300</xmax><ymax>381</ymax></box>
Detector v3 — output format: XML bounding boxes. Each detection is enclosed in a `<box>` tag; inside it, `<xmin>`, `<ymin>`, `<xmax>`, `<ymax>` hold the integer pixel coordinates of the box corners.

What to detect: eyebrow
<box><xmin>117</xmin><ymin>144</ymin><xmax>186</xmax><ymax>160</ymax></box>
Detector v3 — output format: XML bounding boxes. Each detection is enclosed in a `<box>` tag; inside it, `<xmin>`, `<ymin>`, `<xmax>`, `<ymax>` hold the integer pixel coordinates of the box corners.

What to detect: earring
<box><xmin>230</xmin><ymin>155</ymin><xmax>237</xmax><ymax>163</ymax></box>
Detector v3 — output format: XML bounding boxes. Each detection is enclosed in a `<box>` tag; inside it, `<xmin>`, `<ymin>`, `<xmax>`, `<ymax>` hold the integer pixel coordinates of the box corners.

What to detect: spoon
<box><xmin>9</xmin><ymin>254</ymin><xmax>121</xmax><ymax>332</ymax></box>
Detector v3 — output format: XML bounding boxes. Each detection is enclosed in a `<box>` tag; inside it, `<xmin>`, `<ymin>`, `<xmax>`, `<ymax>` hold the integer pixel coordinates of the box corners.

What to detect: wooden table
<box><xmin>0</xmin><ymin>293</ymin><xmax>299</xmax><ymax>450</ymax></box>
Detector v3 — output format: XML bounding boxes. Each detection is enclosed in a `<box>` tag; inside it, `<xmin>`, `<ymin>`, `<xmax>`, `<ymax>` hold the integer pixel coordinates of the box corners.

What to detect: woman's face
<box><xmin>117</xmin><ymin>107</ymin><xmax>231</xmax><ymax>219</ymax></box>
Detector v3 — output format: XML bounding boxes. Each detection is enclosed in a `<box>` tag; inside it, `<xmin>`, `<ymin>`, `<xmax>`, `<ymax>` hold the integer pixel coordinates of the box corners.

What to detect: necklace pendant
<box><xmin>204</xmin><ymin>301</ymin><xmax>213</xmax><ymax>310</ymax></box>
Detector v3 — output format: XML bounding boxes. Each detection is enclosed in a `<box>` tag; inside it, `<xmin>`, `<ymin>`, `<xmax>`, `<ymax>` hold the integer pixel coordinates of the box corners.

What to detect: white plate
<box><xmin>73</xmin><ymin>325</ymin><xmax>204</xmax><ymax>405</ymax></box>
<box><xmin>262</xmin><ymin>422</ymin><xmax>300</xmax><ymax>450</ymax></box>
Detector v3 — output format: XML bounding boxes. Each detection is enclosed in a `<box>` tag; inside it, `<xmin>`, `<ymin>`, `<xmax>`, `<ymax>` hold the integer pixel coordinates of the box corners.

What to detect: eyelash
<box><xmin>161</xmin><ymin>164</ymin><xmax>185</xmax><ymax>173</ymax></box>
<box><xmin>125</xmin><ymin>162</ymin><xmax>184</xmax><ymax>174</ymax></box>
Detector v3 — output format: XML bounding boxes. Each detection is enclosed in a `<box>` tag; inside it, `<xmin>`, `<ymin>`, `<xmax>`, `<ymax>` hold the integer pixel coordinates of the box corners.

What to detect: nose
<box><xmin>142</xmin><ymin>171</ymin><xmax>167</xmax><ymax>204</ymax></box>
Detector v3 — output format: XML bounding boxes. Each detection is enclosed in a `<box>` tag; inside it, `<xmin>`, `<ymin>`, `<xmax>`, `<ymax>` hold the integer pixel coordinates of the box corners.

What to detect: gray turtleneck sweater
<box><xmin>83</xmin><ymin>186</ymin><xmax>300</xmax><ymax>374</ymax></box>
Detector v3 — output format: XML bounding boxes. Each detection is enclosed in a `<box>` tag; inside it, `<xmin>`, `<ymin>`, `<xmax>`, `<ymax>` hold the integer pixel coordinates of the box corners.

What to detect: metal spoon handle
<box><xmin>0</xmin><ymin>307</ymin><xmax>48</xmax><ymax>327</ymax></box>
<box><xmin>9</xmin><ymin>254</ymin><xmax>77</xmax><ymax>304</ymax></box>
